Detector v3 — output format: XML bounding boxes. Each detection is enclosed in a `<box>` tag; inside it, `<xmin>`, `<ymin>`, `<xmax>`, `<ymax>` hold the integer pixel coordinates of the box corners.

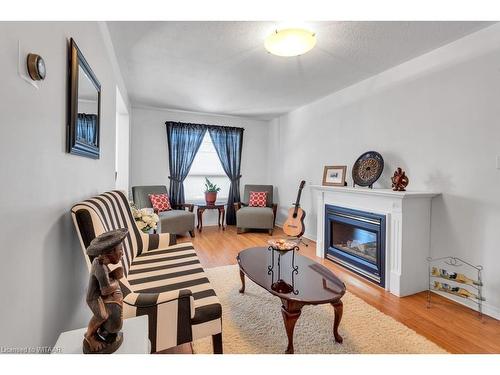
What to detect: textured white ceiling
<box><xmin>108</xmin><ymin>21</ymin><xmax>493</xmax><ymax>120</ymax></box>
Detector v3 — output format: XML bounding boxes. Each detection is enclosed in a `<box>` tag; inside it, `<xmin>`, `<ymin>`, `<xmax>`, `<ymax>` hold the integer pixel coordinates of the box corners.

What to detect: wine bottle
<box><xmin>431</xmin><ymin>267</ymin><xmax>482</xmax><ymax>286</ymax></box>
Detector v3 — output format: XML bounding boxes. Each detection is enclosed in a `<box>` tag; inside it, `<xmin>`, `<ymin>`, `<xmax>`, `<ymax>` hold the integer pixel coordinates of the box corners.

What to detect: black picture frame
<box><xmin>67</xmin><ymin>38</ymin><xmax>101</xmax><ymax>159</ymax></box>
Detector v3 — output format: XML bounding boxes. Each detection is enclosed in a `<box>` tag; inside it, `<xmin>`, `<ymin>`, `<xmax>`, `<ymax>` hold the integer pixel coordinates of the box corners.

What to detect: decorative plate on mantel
<box><xmin>352</xmin><ymin>151</ymin><xmax>384</xmax><ymax>188</ymax></box>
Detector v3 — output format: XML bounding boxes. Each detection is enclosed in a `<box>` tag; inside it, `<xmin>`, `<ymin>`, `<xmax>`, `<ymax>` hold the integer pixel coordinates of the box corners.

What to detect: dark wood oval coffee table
<box><xmin>237</xmin><ymin>247</ymin><xmax>346</xmax><ymax>354</ymax></box>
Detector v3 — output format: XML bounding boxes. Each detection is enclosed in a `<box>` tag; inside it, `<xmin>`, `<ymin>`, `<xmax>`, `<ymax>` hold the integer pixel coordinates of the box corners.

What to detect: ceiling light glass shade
<box><xmin>265</xmin><ymin>28</ymin><xmax>317</xmax><ymax>57</ymax></box>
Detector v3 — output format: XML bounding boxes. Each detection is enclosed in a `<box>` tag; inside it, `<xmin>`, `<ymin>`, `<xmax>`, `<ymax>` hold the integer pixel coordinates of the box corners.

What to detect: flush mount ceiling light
<box><xmin>264</xmin><ymin>28</ymin><xmax>317</xmax><ymax>57</ymax></box>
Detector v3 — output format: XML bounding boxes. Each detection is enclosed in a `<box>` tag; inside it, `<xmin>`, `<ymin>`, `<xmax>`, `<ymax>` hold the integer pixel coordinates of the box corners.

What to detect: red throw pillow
<box><xmin>149</xmin><ymin>193</ymin><xmax>172</xmax><ymax>212</ymax></box>
<box><xmin>248</xmin><ymin>191</ymin><xmax>267</xmax><ymax>207</ymax></box>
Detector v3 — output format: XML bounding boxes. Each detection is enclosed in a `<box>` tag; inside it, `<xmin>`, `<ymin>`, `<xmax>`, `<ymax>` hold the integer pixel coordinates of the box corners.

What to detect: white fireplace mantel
<box><xmin>311</xmin><ymin>185</ymin><xmax>440</xmax><ymax>297</ymax></box>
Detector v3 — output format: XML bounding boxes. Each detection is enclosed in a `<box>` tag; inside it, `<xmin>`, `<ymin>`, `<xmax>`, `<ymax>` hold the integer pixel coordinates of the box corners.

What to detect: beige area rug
<box><xmin>193</xmin><ymin>265</ymin><xmax>447</xmax><ymax>354</ymax></box>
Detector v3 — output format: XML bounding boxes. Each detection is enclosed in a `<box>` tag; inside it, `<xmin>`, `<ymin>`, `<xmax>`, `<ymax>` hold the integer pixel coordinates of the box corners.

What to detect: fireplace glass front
<box><xmin>325</xmin><ymin>205</ymin><xmax>386</xmax><ymax>286</ymax></box>
<box><xmin>331</xmin><ymin>222</ymin><xmax>377</xmax><ymax>264</ymax></box>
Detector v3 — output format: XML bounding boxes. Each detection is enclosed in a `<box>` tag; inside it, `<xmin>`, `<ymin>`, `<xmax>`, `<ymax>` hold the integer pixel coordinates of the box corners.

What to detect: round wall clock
<box><xmin>27</xmin><ymin>53</ymin><xmax>46</xmax><ymax>81</ymax></box>
<box><xmin>352</xmin><ymin>151</ymin><xmax>384</xmax><ymax>188</ymax></box>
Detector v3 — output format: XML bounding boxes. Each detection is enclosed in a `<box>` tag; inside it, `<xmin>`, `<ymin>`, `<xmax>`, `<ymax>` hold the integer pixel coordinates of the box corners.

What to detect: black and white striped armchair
<box><xmin>71</xmin><ymin>190</ymin><xmax>222</xmax><ymax>353</ymax></box>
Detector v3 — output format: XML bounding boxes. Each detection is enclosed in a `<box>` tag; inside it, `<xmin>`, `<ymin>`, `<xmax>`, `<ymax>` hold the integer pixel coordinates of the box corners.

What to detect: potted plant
<box><xmin>204</xmin><ymin>177</ymin><xmax>221</xmax><ymax>206</ymax></box>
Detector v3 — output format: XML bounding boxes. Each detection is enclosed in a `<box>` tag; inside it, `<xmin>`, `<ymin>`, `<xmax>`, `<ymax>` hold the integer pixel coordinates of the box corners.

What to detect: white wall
<box><xmin>0</xmin><ymin>22</ymin><xmax>128</xmax><ymax>348</ymax></box>
<box><xmin>130</xmin><ymin>106</ymin><xmax>270</xmax><ymax>226</ymax></box>
<box><xmin>268</xmin><ymin>24</ymin><xmax>500</xmax><ymax>319</ymax></box>
<box><xmin>115</xmin><ymin>88</ymin><xmax>130</xmax><ymax>193</ymax></box>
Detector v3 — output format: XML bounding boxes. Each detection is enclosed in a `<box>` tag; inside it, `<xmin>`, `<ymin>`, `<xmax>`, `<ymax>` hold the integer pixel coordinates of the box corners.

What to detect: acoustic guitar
<box><xmin>283</xmin><ymin>180</ymin><xmax>306</xmax><ymax>237</ymax></box>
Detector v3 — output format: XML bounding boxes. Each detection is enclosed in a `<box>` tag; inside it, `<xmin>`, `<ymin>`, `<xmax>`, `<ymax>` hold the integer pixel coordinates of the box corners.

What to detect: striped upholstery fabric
<box><xmin>71</xmin><ymin>190</ymin><xmax>222</xmax><ymax>353</ymax></box>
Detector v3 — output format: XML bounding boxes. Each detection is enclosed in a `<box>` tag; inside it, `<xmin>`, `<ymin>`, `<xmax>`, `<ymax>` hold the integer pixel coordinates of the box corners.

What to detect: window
<box><xmin>184</xmin><ymin>133</ymin><xmax>230</xmax><ymax>202</ymax></box>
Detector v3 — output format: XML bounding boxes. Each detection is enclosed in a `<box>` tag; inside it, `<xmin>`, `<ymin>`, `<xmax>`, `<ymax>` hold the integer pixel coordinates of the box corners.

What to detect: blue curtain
<box><xmin>166</xmin><ymin>122</ymin><xmax>207</xmax><ymax>205</ymax></box>
<box><xmin>77</xmin><ymin>113</ymin><xmax>98</xmax><ymax>146</ymax></box>
<box><xmin>208</xmin><ymin>126</ymin><xmax>244</xmax><ymax>225</ymax></box>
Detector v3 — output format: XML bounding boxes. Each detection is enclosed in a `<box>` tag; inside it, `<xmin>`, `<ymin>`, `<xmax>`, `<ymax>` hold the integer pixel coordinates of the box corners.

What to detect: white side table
<box><xmin>52</xmin><ymin>316</ymin><xmax>150</xmax><ymax>354</ymax></box>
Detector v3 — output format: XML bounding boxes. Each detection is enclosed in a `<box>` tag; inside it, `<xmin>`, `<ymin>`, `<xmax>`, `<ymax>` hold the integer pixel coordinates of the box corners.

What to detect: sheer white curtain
<box><xmin>184</xmin><ymin>133</ymin><xmax>230</xmax><ymax>203</ymax></box>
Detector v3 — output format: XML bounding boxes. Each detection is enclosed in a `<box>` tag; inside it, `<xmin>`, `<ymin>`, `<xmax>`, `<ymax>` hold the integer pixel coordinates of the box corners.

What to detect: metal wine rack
<box><xmin>426</xmin><ymin>256</ymin><xmax>484</xmax><ymax>317</ymax></box>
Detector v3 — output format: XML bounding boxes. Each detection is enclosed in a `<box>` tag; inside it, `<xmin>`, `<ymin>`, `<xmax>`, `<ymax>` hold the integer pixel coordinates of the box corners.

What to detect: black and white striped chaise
<box><xmin>71</xmin><ymin>190</ymin><xmax>223</xmax><ymax>353</ymax></box>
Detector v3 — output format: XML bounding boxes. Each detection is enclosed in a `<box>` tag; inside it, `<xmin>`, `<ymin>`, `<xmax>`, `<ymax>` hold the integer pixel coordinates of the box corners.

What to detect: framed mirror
<box><xmin>67</xmin><ymin>38</ymin><xmax>101</xmax><ymax>159</ymax></box>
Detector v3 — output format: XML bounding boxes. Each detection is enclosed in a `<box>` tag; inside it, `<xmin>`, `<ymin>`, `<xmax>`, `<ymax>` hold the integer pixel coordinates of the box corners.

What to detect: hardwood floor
<box><xmin>170</xmin><ymin>225</ymin><xmax>500</xmax><ymax>354</ymax></box>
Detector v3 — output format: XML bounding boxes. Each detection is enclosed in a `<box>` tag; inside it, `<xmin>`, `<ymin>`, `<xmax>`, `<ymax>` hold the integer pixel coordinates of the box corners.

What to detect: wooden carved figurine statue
<box><xmin>391</xmin><ymin>167</ymin><xmax>409</xmax><ymax>191</ymax></box>
<box><xmin>83</xmin><ymin>228</ymin><xmax>128</xmax><ymax>354</ymax></box>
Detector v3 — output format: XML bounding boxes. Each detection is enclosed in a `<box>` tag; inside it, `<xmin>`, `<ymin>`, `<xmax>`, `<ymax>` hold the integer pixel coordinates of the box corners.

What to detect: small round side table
<box><xmin>196</xmin><ymin>203</ymin><xmax>225</xmax><ymax>232</ymax></box>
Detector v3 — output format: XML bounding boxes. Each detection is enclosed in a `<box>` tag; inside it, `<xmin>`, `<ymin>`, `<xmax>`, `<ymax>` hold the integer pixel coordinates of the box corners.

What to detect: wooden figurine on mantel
<box><xmin>83</xmin><ymin>228</ymin><xmax>128</xmax><ymax>354</ymax></box>
<box><xmin>391</xmin><ymin>167</ymin><xmax>409</xmax><ymax>191</ymax></box>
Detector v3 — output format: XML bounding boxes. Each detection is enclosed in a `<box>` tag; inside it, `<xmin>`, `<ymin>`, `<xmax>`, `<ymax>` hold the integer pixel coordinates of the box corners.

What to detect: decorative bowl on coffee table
<box><xmin>267</xmin><ymin>239</ymin><xmax>298</xmax><ymax>252</ymax></box>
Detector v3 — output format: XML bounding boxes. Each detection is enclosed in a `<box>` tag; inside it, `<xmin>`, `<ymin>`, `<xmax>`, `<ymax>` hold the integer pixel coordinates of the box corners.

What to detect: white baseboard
<box><xmin>431</xmin><ymin>290</ymin><xmax>500</xmax><ymax>321</ymax></box>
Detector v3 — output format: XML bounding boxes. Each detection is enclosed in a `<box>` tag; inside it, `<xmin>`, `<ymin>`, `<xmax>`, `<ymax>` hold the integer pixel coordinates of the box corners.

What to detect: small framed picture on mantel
<box><xmin>322</xmin><ymin>165</ymin><xmax>347</xmax><ymax>187</ymax></box>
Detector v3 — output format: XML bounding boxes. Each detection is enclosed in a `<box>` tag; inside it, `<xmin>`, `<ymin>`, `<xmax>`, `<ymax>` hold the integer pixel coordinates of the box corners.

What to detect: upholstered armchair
<box><xmin>132</xmin><ymin>185</ymin><xmax>195</xmax><ymax>238</ymax></box>
<box><xmin>234</xmin><ymin>184</ymin><xmax>277</xmax><ymax>235</ymax></box>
